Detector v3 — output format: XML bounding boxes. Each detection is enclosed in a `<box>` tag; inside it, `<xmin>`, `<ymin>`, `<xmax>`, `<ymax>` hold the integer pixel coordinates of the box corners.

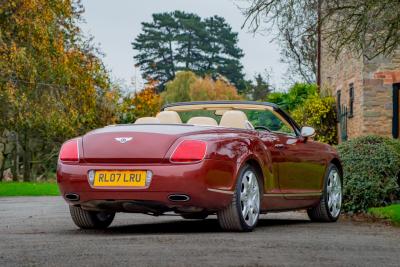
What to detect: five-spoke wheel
<box><xmin>217</xmin><ymin>164</ymin><xmax>261</xmax><ymax>231</ymax></box>
<box><xmin>240</xmin><ymin>169</ymin><xmax>260</xmax><ymax>227</ymax></box>
<box><xmin>308</xmin><ymin>164</ymin><xmax>342</xmax><ymax>222</ymax></box>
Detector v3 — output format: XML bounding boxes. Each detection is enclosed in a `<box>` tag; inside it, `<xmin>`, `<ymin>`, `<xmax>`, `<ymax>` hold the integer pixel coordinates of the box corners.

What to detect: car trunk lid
<box><xmin>82</xmin><ymin>125</ymin><xmax>205</xmax><ymax>164</ymax></box>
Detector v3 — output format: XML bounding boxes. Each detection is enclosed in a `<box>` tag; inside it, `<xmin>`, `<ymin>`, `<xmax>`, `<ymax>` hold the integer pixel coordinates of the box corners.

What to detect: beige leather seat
<box><xmin>219</xmin><ymin>110</ymin><xmax>254</xmax><ymax>129</ymax></box>
<box><xmin>156</xmin><ymin>111</ymin><xmax>182</xmax><ymax>124</ymax></box>
<box><xmin>134</xmin><ymin>117</ymin><xmax>160</xmax><ymax>124</ymax></box>
<box><xmin>187</xmin><ymin>117</ymin><xmax>218</xmax><ymax>126</ymax></box>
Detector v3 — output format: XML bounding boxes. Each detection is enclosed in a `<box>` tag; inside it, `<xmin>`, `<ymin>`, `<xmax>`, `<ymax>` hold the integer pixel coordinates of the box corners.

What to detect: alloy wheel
<box><xmin>240</xmin><ymin>170</ymin><xmax>260</xmax><ymax>227</ymax></box>
<box><xmin>327</xmin><ymin>169</ymin><xmax>342</xmax><ymax>218</ymax></box>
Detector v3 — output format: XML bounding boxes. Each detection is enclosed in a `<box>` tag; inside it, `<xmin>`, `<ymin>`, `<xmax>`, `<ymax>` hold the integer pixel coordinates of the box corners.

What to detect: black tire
<box><xmin>307</xmin><ymin>164</ymin><xmax>342</xmax><ymax>222</ymax></box>
<box><xmin>217</xmin><ymin>164</ymin><xmax>262</xmax><ymax>232</ymax></box>
<box><xmin>181</xmin><ymin>212</ymin><xmax>209</xmax><ymax>220</ymax></box>
<box><xmin>69</xmin><ymin>206</ymin><xmax>115</xmax><ymax>229</ymax></box>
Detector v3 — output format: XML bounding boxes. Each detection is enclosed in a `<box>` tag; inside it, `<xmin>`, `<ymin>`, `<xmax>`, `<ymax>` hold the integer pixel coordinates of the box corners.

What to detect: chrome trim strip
<box><xmin>207</xmin><ymin>188</ymin><xmax>234</xmax><ymax>195</ymax></box>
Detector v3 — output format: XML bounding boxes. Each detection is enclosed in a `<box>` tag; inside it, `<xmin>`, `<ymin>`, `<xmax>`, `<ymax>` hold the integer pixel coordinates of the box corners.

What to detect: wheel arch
<box><xmin>242</xmin><ymin>157</ymin><xmax>265</xmax><ymax>193</ymax></box>
<box><xmin>330</xmin><ymin>158</ymin><xmax>343</xmax><ymax>180</ymax></box>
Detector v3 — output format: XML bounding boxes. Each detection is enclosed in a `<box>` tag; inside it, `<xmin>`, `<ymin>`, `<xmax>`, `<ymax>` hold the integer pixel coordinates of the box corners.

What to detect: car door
<box><xmin>252</xmin><ymin>109</ymin><xmax>325</xmax><ymax>197</ymax></box>
<box><xmin>274</xmin><ymin>132</ymin><xmax>326</xmax><ymax>197</ymax></box>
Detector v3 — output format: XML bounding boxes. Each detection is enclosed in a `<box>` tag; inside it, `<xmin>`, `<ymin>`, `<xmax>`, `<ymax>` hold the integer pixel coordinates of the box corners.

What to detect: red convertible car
<box><xmin>57</xmin><ymin>101</ymin><xmax>343</xmax><ymax>231</ymax></box>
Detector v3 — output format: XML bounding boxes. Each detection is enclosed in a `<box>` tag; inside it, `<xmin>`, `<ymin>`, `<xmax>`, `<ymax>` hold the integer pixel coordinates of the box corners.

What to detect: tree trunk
<box><xmin>0</xmin><ymin>154</ymin><xmax>5</xmax><ymax>182</ymax></box>
<box><xmin>11</xmin><ymin>133</ymin><xmax>19</xmax><ymax>181</ymax></box>
<box><xmin>23</xmin><ymin>133</ymin><xmax>31</xmax><ymax>182</ymax></box>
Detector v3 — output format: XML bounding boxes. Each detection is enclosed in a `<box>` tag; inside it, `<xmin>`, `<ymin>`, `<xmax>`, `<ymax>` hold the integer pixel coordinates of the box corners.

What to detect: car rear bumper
<box><xmin>57</xmin><ymin>159</ymin><xmax>237</xmax><ymax>212</ymax></box>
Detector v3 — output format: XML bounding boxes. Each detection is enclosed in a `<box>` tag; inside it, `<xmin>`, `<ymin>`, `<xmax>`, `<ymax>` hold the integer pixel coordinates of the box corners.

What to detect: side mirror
<box><xmin>301</xmin><ymin>126</ymin><xmax>316</xmax><ymax>138</ymax></box>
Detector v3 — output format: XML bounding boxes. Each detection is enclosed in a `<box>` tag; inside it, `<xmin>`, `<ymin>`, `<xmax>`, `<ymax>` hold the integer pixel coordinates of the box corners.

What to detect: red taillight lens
<box><xmin>59</xmin><ymin>139</ymin><xmax>79</xmax><ymax>162</ymax></box>
<box><xmin>170</xmin><ymin>140</ymin><xmax>207</xmax><ymax>163</ymax></box>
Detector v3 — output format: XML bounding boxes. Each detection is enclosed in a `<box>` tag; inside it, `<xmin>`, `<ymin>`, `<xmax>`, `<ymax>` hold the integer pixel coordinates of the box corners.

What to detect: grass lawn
<box><xmin>369</xmin><ymin>204</ymin><xmax>400</xmax><ymax>226</ymax></box>
<box><xmin>0</xmin><ymin>182</ymin><xmax>60</xmax><ymax>197</ymax></box>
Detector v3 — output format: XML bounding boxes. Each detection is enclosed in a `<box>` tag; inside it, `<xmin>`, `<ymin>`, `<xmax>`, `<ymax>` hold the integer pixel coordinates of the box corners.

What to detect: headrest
<box><xmin>134</xmin><ymin>117</ymin><xmax>160</xmax><ymax>124</ymax></box>
<box><xmin>187</xmin><ymin>117</ymin><xmax>218</xmax><ymax>126</ymax></box>
<box><xmin>219</xmin><ymin>110</ymin><xmax>251</xmax><ymax>129</ymax></box>
<box><xmin>156</xmin><ymin>111</ymin><xmax>182</xmax><ymax>124</ymax></box>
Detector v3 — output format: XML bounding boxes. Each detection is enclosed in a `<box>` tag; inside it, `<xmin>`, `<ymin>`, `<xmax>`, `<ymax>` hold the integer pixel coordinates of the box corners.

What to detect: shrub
<box><xmin>267</xmin><ymin>83</ymin><xmax>317</xmax><ymax>112</ymax></box>
<box><xmin>337</xmin><ymin>136</ymin><xmax>400</xmax><ymax>212</ymax></box>
<box><xmin>291</xmin><ymin>95</ymin><xmax>337</xmax><ymax>145</ymax></box>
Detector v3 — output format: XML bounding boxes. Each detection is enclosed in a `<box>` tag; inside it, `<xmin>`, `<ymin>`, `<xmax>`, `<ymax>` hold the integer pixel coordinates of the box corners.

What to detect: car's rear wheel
<box><xmin>181</xmin><ymin>212</ymin><xmax>209</xmax><ymax>220</ymax></box>
<box><xmin>307</xmin><ymin>164</ymin><xmax>342</xmax><ymax>222</ymax></box>
<box><xmin>69</xmin><ymin>206</ymin><xmax>115</xmax><ymax>229</ymax></box>
<box><xmin>217</xmin><ymin>164</ymin><xmax>261</xmax><ymax>232</ymax></box>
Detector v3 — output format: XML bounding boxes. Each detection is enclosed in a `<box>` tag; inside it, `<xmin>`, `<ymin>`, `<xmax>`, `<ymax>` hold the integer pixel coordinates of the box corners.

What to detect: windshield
<box><xmin>169</xmin><ymin>105</ymin><xmax>296</xmax><ymax>136</ymax></box>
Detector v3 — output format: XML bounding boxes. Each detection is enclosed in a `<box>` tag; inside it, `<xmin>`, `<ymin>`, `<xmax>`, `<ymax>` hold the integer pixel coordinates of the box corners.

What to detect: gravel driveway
<box><xmin>0</xmin><ymin>197</ymin><xmax>399</xmax><ymax>266</ymax></box>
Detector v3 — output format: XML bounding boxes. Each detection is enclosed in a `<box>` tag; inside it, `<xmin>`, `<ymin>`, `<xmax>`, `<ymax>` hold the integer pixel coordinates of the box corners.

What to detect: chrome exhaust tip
<box><xmin>65</xmin><ymin>193</ymin><xmax>80</xmax><ymax>201</ymax></box>
<box><xmin>168</xmin><ymin>194</ymin><xmax>190</xmax><ymax>202</ymax></box>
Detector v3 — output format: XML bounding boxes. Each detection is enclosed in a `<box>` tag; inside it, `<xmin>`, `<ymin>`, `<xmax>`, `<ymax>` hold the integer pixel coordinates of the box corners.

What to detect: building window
<box><xmin>393</xmin><ymin>83</ymin><xmax>400</xmax><ymax>139</ymax></box>
<box><xmin>336</xmin><ymin>90</ymin><xmax>341</xmax><ymax>115</ymax></box>
<box><xmin>348</xmin><ymin>84</ymin><xmax>354</xmax><ymax>118</ymax></box>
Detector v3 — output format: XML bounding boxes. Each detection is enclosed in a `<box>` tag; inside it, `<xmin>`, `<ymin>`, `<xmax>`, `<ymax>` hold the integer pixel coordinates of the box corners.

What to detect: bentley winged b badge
<box><xmin>114</xmin><ymin>137</ymin><xmax>133</xmax><ymax>144</ymax></box>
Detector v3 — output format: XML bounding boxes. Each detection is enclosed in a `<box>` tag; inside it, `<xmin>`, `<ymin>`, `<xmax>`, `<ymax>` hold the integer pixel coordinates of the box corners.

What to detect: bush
<box><xmin>337</xmin><ymin>136</ymin><xmax>400</xmax><ymax>212</ymax></box>
<box><xmin>267</xmin><ymin>83</ymin><xmax>317</xmax><ymax>112</ymax></box>
<box><xmin>291</xmin><ymin>95</ymin><xmax>337</xmax><ymax>145</ymax></box>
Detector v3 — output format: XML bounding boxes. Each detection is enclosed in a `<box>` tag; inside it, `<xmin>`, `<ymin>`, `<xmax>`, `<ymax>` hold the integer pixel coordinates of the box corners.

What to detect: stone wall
<box><xmin>320</xmin><ymin>46</ymin><xmax>365</xmax><ymax>140</ymax></box>
<box><xmin>362</xmin><ymin>49</ymin><xmax>400</xmax><ymax>137</ymax></box>
<box><xmin>321</xmin><ymin>43</ymin><xmax>400</xmax><ymax>140</ymax></box>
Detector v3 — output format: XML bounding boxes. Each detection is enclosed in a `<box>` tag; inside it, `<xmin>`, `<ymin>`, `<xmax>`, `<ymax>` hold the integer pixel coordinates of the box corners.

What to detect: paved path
<box><xmin>0</xmin><ymin>197</ymin><xmax>399</xmax><ymax>266</ymax></box>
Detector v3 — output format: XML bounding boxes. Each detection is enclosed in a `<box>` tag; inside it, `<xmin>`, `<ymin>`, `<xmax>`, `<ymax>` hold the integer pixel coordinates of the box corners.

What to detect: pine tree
<box><xmin>132</xmin><ymin>11</ymin><xmax>245</xmax><ymax>91</ymax></box>
<box><xmin>251</xmin><ymin>74</ymin><xmax>272</xmax><ymax>101</ymax></box>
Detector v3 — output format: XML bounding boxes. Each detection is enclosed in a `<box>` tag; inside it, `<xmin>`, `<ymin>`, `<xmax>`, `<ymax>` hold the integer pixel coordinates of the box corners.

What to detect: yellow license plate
<box><xmin>93</xmin><ymin>170</ymin><xmax>147</xmax><ymax>188</ymax></box>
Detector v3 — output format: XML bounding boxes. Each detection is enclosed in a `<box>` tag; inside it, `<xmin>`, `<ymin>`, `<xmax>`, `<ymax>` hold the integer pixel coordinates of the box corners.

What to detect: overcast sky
<box><xmin>80</xmin><ymin>0</ymin><xmax>287</xmax><ymax>92</ymax></box>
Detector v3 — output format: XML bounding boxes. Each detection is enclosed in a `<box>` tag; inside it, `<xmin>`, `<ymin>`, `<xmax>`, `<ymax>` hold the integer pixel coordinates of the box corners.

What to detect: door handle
<box><xmin>274</xmin><ymin>144</ymin><xmax>285</xmax><ymax>149</ymax></box>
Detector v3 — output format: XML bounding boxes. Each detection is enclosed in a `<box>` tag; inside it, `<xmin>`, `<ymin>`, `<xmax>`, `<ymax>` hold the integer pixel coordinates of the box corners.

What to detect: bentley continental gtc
<box><xmin>57</xmin><ymin>101</ymin><xmax>343</xmax><ymax>231</ymax></box>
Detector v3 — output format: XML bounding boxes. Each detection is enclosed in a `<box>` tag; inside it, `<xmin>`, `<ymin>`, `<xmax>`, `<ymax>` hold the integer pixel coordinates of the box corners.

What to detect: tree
<box><xmin>119</xmin><ymin>79</ymin><xmax>161</xmax><ymax>123</ymax></box>
<box><xmin>267</xmin><ymin>83</ymin><xmax>317</xmax><ymax>112</ymax></box>
<box><xmin>0</xmin><ymin>0</ymin><xmax>118</xmax><ymax>181</ymax></box>
<box><xmin>248</xmin><ymin>73</ymin><xmax>272</xmax><ymax>101</ymax></box>
<box><xmin>132</xmin><ymin>12</ymin><xmax>179</xmax><ymax>88</ymax></box>
<box><xmin>132</xmin><ymin>11</ymin><xmax>245</xmax><ymax>91</ymax></box>
<box><xmin>190</xmin><ymin>75</ymin><xmax>242</xmax><ymax>101</ymax></box>
<box><xmin>161</xmin><ymin>71</ymin><xmax>242</xmax><ymax>103</ymax></box>
<box><xmin>201</xmin><ymin>16</ymin><xmax>245</xmax><ymax>89</ymax></box>
<box><xmin>162</xmin><ymin>71</ymin><xmax>197</xmax><ymax>103</ymax></box>
<box><xmin>323</xmin><ymin>0</ymin><xmax>400</xmax><ymax>59</ymax></box>
<box><xmin>241</xmin><ymin>0</ymin><xmax>400</xmax><ymax>72</ymax></box>
<box><xmin>240</xmin><ymin>0</ymin><xmax>318</xmax><ymax>83</ymax></box>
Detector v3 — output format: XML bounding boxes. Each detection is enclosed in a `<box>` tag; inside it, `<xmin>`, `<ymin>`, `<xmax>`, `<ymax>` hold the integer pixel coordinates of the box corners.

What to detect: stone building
<box><xmin>320</xmin><ymin>46</ymin><xmax>400</xmax><ymax>142</ymax></box>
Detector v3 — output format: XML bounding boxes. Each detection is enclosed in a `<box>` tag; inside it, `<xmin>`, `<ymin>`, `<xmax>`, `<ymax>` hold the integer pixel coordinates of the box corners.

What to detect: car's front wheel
<box><xmin>217</xmin><ymin>164</ymin><xmax>261</xmax><ymax>231</ymax></box>
<box><xmin>307</xmin><ymin>164</ymin><xmax>342</xmax><ymax>222</ymax></box>
<box><xmin>69</xmin><ymin>206</ymin><xmax>115</xmax><ymax>229</ymax></box>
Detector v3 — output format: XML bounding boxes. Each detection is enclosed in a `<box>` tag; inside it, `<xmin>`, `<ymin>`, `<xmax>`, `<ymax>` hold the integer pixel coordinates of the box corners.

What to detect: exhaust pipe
<box><xmin>168</xmin><ymin>194</ymin><xmax>190</xmax><ymax>202</ymax></box>
<box><xmin>65</xmin><ymin>193</ymin><xmax>80</xmax><ymax>201</ymax></box>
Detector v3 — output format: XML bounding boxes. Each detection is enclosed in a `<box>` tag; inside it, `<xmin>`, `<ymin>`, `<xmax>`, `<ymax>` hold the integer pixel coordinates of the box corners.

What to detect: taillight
<box><xmin>59</xmin><ymin>139</ymin><xmax>79</xmax><ymax>162</ymax></box>
<box><xmin>170</xmin><ymin>140</ymin><xmax>207</xmax><ymax>163</ymax></box>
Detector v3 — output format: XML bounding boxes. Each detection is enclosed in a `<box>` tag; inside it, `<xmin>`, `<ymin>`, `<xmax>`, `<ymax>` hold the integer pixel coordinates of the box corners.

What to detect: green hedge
<box><xmin>337</xmin><ymin>136</ymin><xmax>400</xmax><ymax>212</ymax></box>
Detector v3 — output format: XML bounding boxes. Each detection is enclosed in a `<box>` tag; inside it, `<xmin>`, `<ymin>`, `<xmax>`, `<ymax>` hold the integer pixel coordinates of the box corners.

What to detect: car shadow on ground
<box><xmin>70</xmin><ymin>217</ymin><xmax>311</xmax><ymax>235</ymax></box>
